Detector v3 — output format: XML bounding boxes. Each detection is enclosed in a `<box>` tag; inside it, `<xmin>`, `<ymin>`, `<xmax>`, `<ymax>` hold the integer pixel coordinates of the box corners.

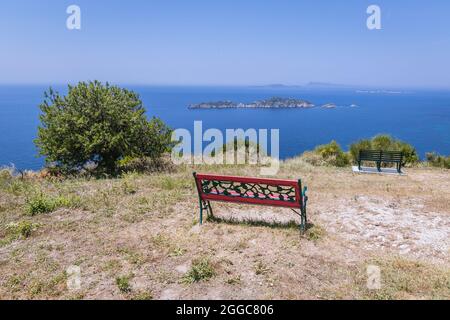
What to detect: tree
<box><xmin>314</xmin><ymin>140</ymin><xmax>350</xmax><ymax>167</ymax></box>
<box><xmin>35</xmin><ymin>81</ymin><xmax>172</xmax><ymax>175</ymax></box>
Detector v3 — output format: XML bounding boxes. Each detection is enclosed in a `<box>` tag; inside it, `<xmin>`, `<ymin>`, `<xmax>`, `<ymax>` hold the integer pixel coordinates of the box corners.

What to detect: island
<box><xmin>322</xmin><ymin>103</ymin><xmax>337</xmax><ymax>109</ymax></box>
<box><xmin>188</xmin><ymin>97</ymin><xmax>315</xmax><ymax>109</ymax></box>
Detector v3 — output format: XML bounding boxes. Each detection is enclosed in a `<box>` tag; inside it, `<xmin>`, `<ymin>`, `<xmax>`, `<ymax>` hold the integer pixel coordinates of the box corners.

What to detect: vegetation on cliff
<box><xmin>301</xmin><ymin>135</ymin><xmax>420</xmax><ymax>168</ymax></box>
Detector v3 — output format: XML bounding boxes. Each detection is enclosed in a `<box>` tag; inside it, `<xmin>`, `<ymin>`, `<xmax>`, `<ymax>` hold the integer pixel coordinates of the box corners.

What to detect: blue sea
<box><xmin>1</xmin><ymin>85</ymin><xmax>449</xmax><ymax>170</ymax></box>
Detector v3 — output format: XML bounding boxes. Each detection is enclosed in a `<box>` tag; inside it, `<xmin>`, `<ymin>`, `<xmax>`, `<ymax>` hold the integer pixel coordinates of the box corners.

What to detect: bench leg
<box><xmin>199</xmin><ymin>199</ymin><xmax>204</xmax><ymax>225</ymax></box>
<box><xmin>300</xmin><ymin>197</ymin><xmax>308</xmax><ymax>233</ymax></box>
<box><xmin>300</xmin><ymin>210</ymin><xmax>307</xmax><ymax>233</ymax></box>
<box><xmin>199</xmin><ymin>200</ymin><xmax>213</xmax><ymax>225</ymax></box>
<box><xmin>377</xmin><ymin>162</ymin><xmax>381</xmax><ymax>172</ymax></box>
<box><xmin>207</xmin><ymin>201</ymin><xmax>213</xmax><ymax>219</ymax></box>
<box><xmin>358</xmin><ymin>161</ymin><xmax>361</xmax><ymax>171</ymax></box>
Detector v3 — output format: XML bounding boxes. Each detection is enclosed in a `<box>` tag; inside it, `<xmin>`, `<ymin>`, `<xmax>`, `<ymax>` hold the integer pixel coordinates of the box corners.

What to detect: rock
<box><xmin>190</xmin><ymin>225</ymin><xmax>201</xmax><ymax>234</ymax></box>
<box><xmin>175</xmin><ymin>263</ymin><xmax>190</xmax><ymax>274</ymax></box>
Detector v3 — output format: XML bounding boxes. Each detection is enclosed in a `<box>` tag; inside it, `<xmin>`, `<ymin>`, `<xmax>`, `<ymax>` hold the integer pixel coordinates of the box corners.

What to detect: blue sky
<box><xmin>1</xmin><ymin>0</ymin><xmax>450</xmax><ymax>87</ymax></box>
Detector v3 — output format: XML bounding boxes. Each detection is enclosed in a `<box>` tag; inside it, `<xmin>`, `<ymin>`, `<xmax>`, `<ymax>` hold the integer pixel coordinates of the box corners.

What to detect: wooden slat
<box><xmin>359</xmin><ymin>150</ymin><xmax>403</xmax><ymax>164</ymax></box>
<box><xmin>201</xmin><ymin>193</ymin><xmax>302</xmax><ymax>208</ymax></box>
<box><xmin>195</xmin><ymin>173</ymin><xmax>299</xmax><ymax>187</ymax></box>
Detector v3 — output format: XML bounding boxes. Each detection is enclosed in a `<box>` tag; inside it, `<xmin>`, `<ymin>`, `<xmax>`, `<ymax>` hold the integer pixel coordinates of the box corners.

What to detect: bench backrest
<box><xmin>359</xmin><ymin>150</ymin><xmax>382</xmax><ymax>161</ymax></box>
<box><xmin>359</xmin><ymin>150</ymin><xmax>403</xmax><ymax>162</ymax></box>
<box><xmin>193</xmin><ymin>173</ymin><xmax>304</xmax><ymax>209</ymax></box>
<box><xmin>380</xmin><ymin>151</ymin><xmax>403</xmax><ymax>162</ymax></box>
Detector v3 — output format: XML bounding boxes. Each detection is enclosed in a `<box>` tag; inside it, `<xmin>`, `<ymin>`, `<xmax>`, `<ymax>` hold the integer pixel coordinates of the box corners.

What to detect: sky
<box><xmin>1</xmin><ymin>0</ymin><xmax>450</xmax><ymax>88</ymax></box>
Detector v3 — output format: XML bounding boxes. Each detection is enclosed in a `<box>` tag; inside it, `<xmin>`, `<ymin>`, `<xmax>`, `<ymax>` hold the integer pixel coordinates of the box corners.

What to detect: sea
<box><xmin>0</xmin><ymin>85</ymin><xmax>449</xmax><ymax>171</ymax></box>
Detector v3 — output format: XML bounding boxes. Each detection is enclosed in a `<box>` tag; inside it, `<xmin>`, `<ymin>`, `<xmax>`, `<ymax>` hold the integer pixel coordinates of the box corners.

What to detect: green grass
<box><xmin>226</xmin><ymin>275</ymin><xmax>241</xmax><ymax>285</ymax></box>
<box><xmin>121</xmin><ymin>172</ymin><xmax>138</xmax><ymax>194</ymax></box>
<box><xmin>0</xmin><ymin>168</ymin><xmax>14</xmax><ymax>190</ymax></box>
<box><xmin>4</xmin><ymin>274</ymin><xmax>26</xmax><ymax>293</ymax></box>
<box><xmin>169</xmin><ymin>247</ymin><xmax>186</xmax><ymax>257</ymax></box>
<box><xmin>426</xmin><ymin>152</ymin><xmax>450</xmax><ymax>169</ymax></box>
<box><xmin>157</xmin><ymin>175</ymin><xmax>192</xmax><ymax>191</ymax></box>
<box><xmin>131</xmin><ymin>291</ymin><xmax>153</xmax><ymax>300</ymax></box>
<box><xmin>207</xmin><ymin>214</ymin><xmax>300</xmax><ymax>230</ymax></box>
<box><xmin>25</xmin><ymin>192</ymin><xmax>80</xmax><ymax>216</ymax></box>
<box><xmin>27</xmin><ymin>272</ymin><xmax>67</xmax><ymax>298</ymax></box>
<box><xmin>9</xmin><ymin>220</ymin><xmax>36</xmax><ymax>238</ymax></box>
<box><xmin>182</xmin><ymin>258</ymin><xmax>216</xmax><ymax>284</ymax></box>
<box><xmin>1</xmin><ymin>220</ymin><xmax>39</xmax><ymax>247</ymax></box>
<box><xmin>254</xmin><ymin>261</ymin><xmax>271</xmax><ymax>275</ymax></box>
<box><xmin>116</xmin><ymin>275</ymin><xmax>133</xmax><ymax>293</ymax></box>
<box><xmin>305</xmin><ymin>224</ymin><xmax>326</xmax><ymax>241</ymax></box>
<box><xmin>117</xmin><ymin>247</ymin><xmax>145</xmax><ymax>265</ymax></box>
<box><xmin>359</xmin><ymin>257</ymin><xmax>450</xmax><ymax>300</ymax></box>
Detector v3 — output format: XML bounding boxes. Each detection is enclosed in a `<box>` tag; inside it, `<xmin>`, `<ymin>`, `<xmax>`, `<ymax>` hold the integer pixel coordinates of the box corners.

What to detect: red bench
<box><xmin>193</xmin><ymin>172</ymin><xmax>308</xmax><ymax>232</ymax></box>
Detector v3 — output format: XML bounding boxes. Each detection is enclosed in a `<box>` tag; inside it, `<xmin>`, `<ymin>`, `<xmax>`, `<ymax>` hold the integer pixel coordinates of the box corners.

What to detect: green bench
<box><xmin>358</xmin><ymin>150</ymin><xmax>403</xmax><ymax>173</ymax></box>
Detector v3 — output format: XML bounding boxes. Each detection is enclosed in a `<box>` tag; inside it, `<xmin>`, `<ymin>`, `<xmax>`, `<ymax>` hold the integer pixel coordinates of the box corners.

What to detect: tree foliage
<box><xmin>313</xmin><ymin>140</ymin><xmax>350</xmax><ymax>167</ymax></box>
<box><xmin>35</xmin><ymin>81</ymin><xmax>172</xmax><ymax>175</ymax></box>
<box><xmin>301</xmin><ymin>140</ymin><xmax>350</xmax><ymax>167</ymax></box>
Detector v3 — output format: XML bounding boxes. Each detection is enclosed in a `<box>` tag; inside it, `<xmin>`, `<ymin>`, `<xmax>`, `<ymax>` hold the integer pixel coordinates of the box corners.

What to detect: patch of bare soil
<box><xmin>318</xmin><ymin>196</ymin><xmax>450</xmax><ymax>264</ymax></box>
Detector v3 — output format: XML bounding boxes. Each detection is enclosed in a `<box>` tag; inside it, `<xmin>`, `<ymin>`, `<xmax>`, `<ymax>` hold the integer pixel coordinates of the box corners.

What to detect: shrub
<box><xmin>15</xmin><ymin>221</ymin><xmax>37</xmax><ymax>238</ymax></box>
<box><xmin>315</xmin><ymin>140</ymin><xmax>350</xmax><ymax>167</ymax></box>
<box><xmin>26</xmin><ymin>192</ymin><xmax>80</xmax><ymax>216</ymax></box>
<box><xmin>0</xmin><ymin>168</ymin><xmax>14</xmax><ymax>190</ymax></box>
<box><xmin>26</xmin><ymin>193</ymin><xmax>56</xmax><ymax>215</ymax></box>
<box><xmin>349</xmin><ymin>134</ymin><xmax>418</xmax><ymax>166</ymax></box>
<box><xmin>349</xmin><ymin>139</ymin><xmax>372</xmax><ymax>162</ymax></box>
<box><xmin>35</xmin><ymin>81</ymin><xmax>173</xmax><ymax>176</ymax></box>
<box><xmin>182</xmin><ymin>258</ymin><xmax>215</xmax><ymax>284</ymax></box>
<box><xmin>372</xmin><ymin>135</ymin><xmax>393</xmax><ymax>150</ymax></box>
<box><xmin>315</xmin><ymin>140</ymin><xmax>341</xmax><ymax>158</ymax></box>
<box><xmin>214</xmin><ymin>138</ymin><xmax>264</xmax><ymax>164</ymax></box>
<box><xmin>302</xmin><ymin>141</ymin><xmax>350</xmax><ymax>167</ymax></box>
<box><xmin>220</xmin><ymin>138</ymin><xmax>262</xmax><ymax>154</ymax></box>
<box><xmin>300</xmin><ymin>151</ymin><xmax>325</xmax><ymax>166</ymax></box>
<box><xmin>18</xmin><ymin>221</ymin><xmax>32</xmax><ymax>238</ymax></box>
<box><xmin>426</xmin><ymin>152</ymin><xmax>450</xmax><ymax>169</ymax></box>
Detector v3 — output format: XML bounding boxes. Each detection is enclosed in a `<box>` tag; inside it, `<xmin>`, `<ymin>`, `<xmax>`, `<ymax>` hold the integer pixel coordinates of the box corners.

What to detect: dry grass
<box><xmin>0</xmin><ymin>160</ymin><xmax>449</xmax><ymax>300</ymax></box>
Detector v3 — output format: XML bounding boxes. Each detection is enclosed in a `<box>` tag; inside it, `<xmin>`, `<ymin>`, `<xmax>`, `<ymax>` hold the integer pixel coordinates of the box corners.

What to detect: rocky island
<box><xmin>322</xmin><ymin>103</ymin><xmax>337</xmax><ymax>109</ymax></box>
<box><xmin>188</xmin><ymin>97</ymin><xmax>315</xmax><ymax>109</ymax></box>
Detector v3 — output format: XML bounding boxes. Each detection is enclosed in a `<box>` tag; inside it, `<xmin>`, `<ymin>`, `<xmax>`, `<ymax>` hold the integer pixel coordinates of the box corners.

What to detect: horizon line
<box><xmin>0</xmin><ymin>81</ymin><xmax>450</xmax><ymax>91</ymax></box>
